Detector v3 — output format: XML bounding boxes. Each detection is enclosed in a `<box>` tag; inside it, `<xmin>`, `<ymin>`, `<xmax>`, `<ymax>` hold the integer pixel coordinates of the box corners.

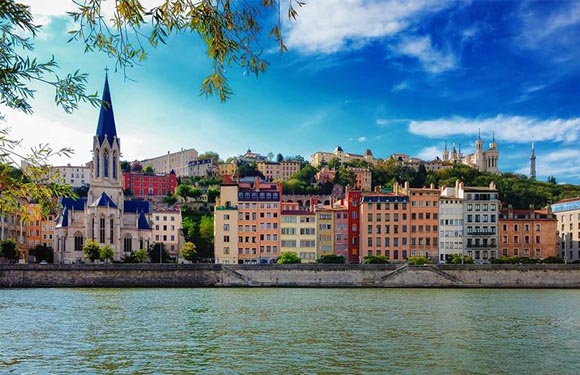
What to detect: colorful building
<box><xmin>403</xmin><ymin>185</ymin><xmax>440</xmax><ymax>261</ymax></box>
<box><xmin>213</xmin><ymin>184</ymin><xmax>239</xmax><ymax>264</ymax></box>
<box><xmin>439</xmin><ymin>182</ymin><xmax>465</xmax><ymax>262</ymax></box>
<box><xmin>315</xmin><ymin>208</ymin><xmax>334</xmax><ymax>258</ymax></box>
<box><xmin>281</xmin><ymin>202</ymin><xmax>316</xmax><ymax>263</ymax></box>
<box><xmin>549</xmin><ymin>197</ymin><xmax>580</xmax><ymax>261</ymax></box>
<box><xmin>218</xmin><ymin>162</ymin><xmax>238</xmax><ymax>178</ymax></box>
<box><xmin>256</xmin><ymin>161</ymin><xmax>301</xmax><ymax>181</ymax></box>
<box><xmin>499</xmin><ymin>207</ymin><xmax>557</xmax><ymax>260</ymax></box>
<box><xmin>346</xmin><ymin>189</ymin><xmax>362</xmax><ymax>263</ymax></box>
<box><xmin>122</xmin><ymin>170</ymin><xmax>177</xmax><ymax>198</ymax></box>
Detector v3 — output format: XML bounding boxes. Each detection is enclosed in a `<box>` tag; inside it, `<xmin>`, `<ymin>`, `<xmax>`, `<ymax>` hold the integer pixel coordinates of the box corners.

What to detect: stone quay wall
<box><xmin>2</xmin><ymin>264</ymin><xmax>580</xmax><ymax>288</ymax></box>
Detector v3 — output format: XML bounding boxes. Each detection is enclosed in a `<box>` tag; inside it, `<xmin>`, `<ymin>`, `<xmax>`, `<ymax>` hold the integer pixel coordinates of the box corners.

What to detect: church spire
<box><xmin>96</xmin><ymin>71</ymin><xmax>118</xmax><ymax>146</ymax></box>
<box><xmin>530</xmin><ymin>142</ymin><xmax>536</xmax><ymax>180</ymax></box>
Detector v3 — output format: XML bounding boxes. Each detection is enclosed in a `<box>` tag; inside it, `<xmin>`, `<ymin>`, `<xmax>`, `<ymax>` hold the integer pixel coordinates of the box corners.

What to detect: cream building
<box><xmin>551</xmin><ymin>198</ymin><xmax>580</xmax><ymax>262</ymax></box>
<box><xmin>141</xmin><ymin>147</ymin><xmax>198</xmax><ymax>177</ymax></box>
<box><xmin>439</xmin><ymin>182</ymin><xmax>465</xmax><ymax>263</ymax></box>
<box><xmin>256</xmin><ymin>161</ymin><xmax>301</xmax><ymax>181</ymax></box>
<box><xmin>152</xmin><ymin>208</ymin><xmax>183</xmax><ymax>257</ymax></box>
<box><xmin>311</xmin><ymin>146</ymin><xmax>375</xmax><ymax>167</ymax></box>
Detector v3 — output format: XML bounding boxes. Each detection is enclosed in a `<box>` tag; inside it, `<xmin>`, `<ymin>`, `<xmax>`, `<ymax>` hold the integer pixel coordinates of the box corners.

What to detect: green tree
<box><xmin>547</xmin><ymin>176</ymin><xmax>557</xmax><ymax>184</ymax></box>
<box><xmin>181</xmin><ymin>242</ymin><xmax>198</xmax><ymax>262</ymax></box>
<box><xmin>199</xmin><ymin>216</ymin><xmax>214</xmax><ymax>255</ymax></box>
<box><xmin>99</xmin><ymin>245</ymin><xmax>114</xmax><ymax>262</ymax></box>
<box><xmin>134</xmin><ymin>249</ymin><xmax>149</xmax><ymax>263</ymax></box>
<box><xmin>316</xmin><ymin>254</ymin><xmax>346</xmax><ymax>264</ymax></box>
<box><xmin>0</xmin><ymin>239</ymin><xmax>20</xmax><ymax>262</ymax></box>
<box><xmin>82</xmin><ymin>240</ymin><xmax>101</xmax><ymax>262</ymax></box>
<box><xmin>206</xmin><ymin>187</ymin><xmax>220</xmax><ymax>204</ymax></box>
<box><xmin>449</xmin><ymin>255</ymin><xmax>474</xmax><ymax>264</ymax></box>
<box><xmin>276</xmin><ymin>153</ymin><xmax>284</xmax><ymax>162</ymax></box>
<box><xmin>30</xmin><ymin>244</ymin><xmax>53</xmax><ymax>263</ymax></box>
<box><xmin>277</xmin><ymin>252</ymin><xmax>301</xmax><ymax>264</ymax></box>
<box><xmin>198</xmin><ymin>151</ymin><xmax>220</xmax><ymax>162</ymax></box>
<box><xmin>163</xmin><ymin>192</ymin><xmax>178</xmax><ymax>205</ymax></box>
<box><xmin>143</xmin><ymin>165</ymin><xmax>155</xmax><ymax>174</ymax></box>
<box><xmin>120</xmin><ymin>160</ymin><xmax>131</xmax><ymax>172</ymax></box>
<box><xmin>149</xmin><ymin>243</ymin><xmax>172</xmax><ymax>263</ymax></box>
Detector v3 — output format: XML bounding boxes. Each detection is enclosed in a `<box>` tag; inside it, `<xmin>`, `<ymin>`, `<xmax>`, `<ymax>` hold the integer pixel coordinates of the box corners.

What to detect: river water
<box><xmin>1</xmin><ymin>288</ymin><xmax>579</xmax><ymax>374</ymax></box>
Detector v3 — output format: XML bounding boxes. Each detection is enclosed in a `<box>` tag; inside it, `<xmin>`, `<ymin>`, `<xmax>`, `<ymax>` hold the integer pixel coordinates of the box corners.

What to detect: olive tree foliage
<box><xmin>69</xmin><ymin>0</ymin><xmax>305</xmax><ymax>101</ymax></box>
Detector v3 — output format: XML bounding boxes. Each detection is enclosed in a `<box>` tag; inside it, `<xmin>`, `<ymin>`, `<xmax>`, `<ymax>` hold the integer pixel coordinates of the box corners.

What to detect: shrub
<box><xmin>542</xmin><ymin>256</ymin><xmax>565</xmax><ymax>264</ymax></box>
<box><xmin>316</xmin><ymin>254</ymin><xmax>346</xmax><ymax>264</ymax></box>
<box><xmin>450</xmin><ymin>255</ymin><xmax>474</xmax><ymax>264</ymax></box>
<box><xmin>276</xmin><ymin>252</ymin><xmax>301</xmax><ymax>264</ymax></box>
<box><xmin>407</xmin><ymin>256</ymin><xmax>431</xmax><ymax>265</ymax></box>
<box><xmin>0</xmin><ymin>239</ymin><xmax>19</xmax><ymax>261</ymax></box>
<box><xmin>363</xmin><ymin>255</ymin><xmax>390</xmax><ymax>264</ymax></box>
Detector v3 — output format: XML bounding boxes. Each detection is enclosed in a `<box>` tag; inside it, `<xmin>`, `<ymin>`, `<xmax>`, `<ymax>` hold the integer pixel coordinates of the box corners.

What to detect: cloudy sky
<box><xmin>5</xmin><ymin>1</ymin><xmax>580</xmax><ymax>183</ymax></box>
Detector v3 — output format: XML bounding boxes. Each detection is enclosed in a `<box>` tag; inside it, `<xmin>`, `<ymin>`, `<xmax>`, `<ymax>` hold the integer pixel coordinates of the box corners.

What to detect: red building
<box><xmin>346</xmin><ymin>189</ymin><xmax>362</xmax><ymax>263</ymax></box>
<box><xmin>123</xmin><ymin>170</ymin><xmax>177</xmax><ymax>198</ymax></box>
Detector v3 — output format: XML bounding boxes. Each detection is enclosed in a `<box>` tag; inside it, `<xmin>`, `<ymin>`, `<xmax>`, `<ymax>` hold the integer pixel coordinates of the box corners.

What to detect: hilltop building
<box><xmin>443</xmin><ymin>132</ymin><xmax>500</xmax><ymax>174</ymax></box>
<box><xmin>141</xmin><ymin>147</ymin><xmax>198</xmax><ymax>177</ymax></box>
<box><xmin>54</xmin><ymin>74</ymin><xmax>153</xmax><ymax>263</ymax></box>
<box><xmin>310</xmin><ymin>146</ymin><xmax>375</xmax><ymax>167</ymax></box>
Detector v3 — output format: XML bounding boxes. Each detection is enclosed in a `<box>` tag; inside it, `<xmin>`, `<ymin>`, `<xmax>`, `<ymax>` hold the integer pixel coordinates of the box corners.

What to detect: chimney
<box><xmin>404</xmin><ymin>181</ymin><xmax>409</xmax><ymax>194</ymax></box>
<box><xmin>430</xmin><ymin>183</ymin><xmax>435</xmax><ymax>189</ymax></box>
<box><xmin>254</xmin><ymin>176</ymin><xmax>260</xmax><ymax>190</ymax></box>
<box><xmin>489</xmin><ymin>181</ymin><xmax>496</xmax><ymax>190</ymax></box>
<box><xmin>440</xmin><ymin>184</ymin><xmax>447</xmax><ymax>194</ymax></box>
<box><xmin>393</xmin><ymin>182</ymin><xmax>399</xmax><ymax>195</ymax></box>
<box><xmin>508</xmin><ymin>204</ymin><xmax>513</xmax><ymax>219</ymax></box>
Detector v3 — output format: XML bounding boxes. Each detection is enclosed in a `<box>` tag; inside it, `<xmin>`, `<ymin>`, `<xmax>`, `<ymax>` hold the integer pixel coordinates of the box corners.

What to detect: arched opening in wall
<box><xmin>104</xmin><ymin>149</ymin><xmax>110</xmax><ymax>178</ymax></box>
<box><xmin>95</xmin><ymin>148</ymin><xmax>100</xmax><ymax>178</ymax></box>
<box><xmin>324</xmin><ymin>200</ymin><xmax>331</xmax><ymax>206</ymax></box>
<box><xmin>74</xmin><ymin>231</ymin><xmax>84</xmax><ymax>252</ymax></box>
<box><xmin>304</xmin><ymin>200</ymin><xmax>311</xmax><ymax>209</ymax></box>
<box><xmin>297</xmin><ymin>200</ymin><xmax>303</xmax><ymax>208</ymax></box>
<box><xmin>112</xmin><ymin>151</ymin><xmax>118</xmax><ymax>179</ymax></box>
<box><xmin>124</xmin><ymin>234</ymin><xmax>132</xmax><ymax>253</ymax></box>
<box><xmin>109</xmin><ymin>215</ymin><xmax>115</xmax><ymax>245</ymax></box>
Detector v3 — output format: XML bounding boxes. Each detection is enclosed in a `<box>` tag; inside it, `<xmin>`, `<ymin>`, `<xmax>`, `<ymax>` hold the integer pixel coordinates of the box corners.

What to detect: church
<box><xmin>442</xmin><ymin>132</ymin><xmax>500</xmax><ymax>174</ymax></box>
<box><xmin>54</xmin><ymin>74</ymin><xmax>153</xmax><ymax>263</ymax></box>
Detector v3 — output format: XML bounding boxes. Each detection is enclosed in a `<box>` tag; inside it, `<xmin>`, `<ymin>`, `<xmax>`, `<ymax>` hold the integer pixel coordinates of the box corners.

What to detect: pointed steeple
<box><xmin>96</xmin><ymin>71</ymin><xmax>118</xmax><ymax>146</ymax></box>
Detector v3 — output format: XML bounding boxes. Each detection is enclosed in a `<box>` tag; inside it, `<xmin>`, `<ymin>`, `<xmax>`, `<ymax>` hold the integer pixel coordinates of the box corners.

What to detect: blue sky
<box><xmin>6</xmin><ymin>1</ymin><xmax>580</xmax><ymax>183</ymax></box>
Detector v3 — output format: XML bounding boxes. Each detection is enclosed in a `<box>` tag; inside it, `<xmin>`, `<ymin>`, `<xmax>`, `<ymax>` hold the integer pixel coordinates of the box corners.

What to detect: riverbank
<box><xmin>2</xmin><ymin>263</ymin><xmax>580</xmax><ymax>288</ymax></box>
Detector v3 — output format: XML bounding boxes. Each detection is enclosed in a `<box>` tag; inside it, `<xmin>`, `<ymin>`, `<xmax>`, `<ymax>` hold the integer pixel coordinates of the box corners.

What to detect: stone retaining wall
<box><xmin>2</xmin><ymin>264</ymin><xmax>580</xmax><ymax>288</ymax></box>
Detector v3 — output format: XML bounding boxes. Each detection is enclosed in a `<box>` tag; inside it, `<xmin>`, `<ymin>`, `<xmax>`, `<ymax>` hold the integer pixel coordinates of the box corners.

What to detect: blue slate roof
<box><xmin>55</xmin><ymin>207</ymin><xmax>69</xmax><ymax>228</ymax></box>
<box><xmin>90</xmin><ymin>192</ymin><xmax>119</xmax><ymax>209</ymax></box>
<box><xmin>138</xmin><ymin>211</ymin><xmax>151</xmax><ymax>230</ymax></box>
<box><xmin>60</xmin><ymin>197</ymin><xmax>87</xmax><ymax>211</ymax></box>
<box><xmin>96</xmin><ymin>74</ymin><xmax>118</xmax><ymax>146</ymax></box>
<box><xmin>124</xmin><ymin>200</ymin><xmax>150</xmax><ymax>213</ymax></box>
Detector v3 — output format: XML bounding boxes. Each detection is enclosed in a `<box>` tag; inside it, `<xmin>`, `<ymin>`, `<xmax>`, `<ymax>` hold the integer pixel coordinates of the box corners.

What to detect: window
<box><xmin>74</xmin><ymin>232</ymin><xmax>83</xmax><ymax>251</ymax></box>
<box><xmin>99</xmin><ymin>217</ymin><xmax>105</xmax><ymax>243</ymax></box>
<box><xmin>124</xmin><ymin>235</ymin><xmax>132</xmax><ymax>253</ymax></box>
<box><xmin>110</xmin><ymin>217</ymin><xmax>114</xmax><ymax>244</ymax></box>
<box><xmin>104</xmin><ymin>151</ymin><xmax>109</xmax><ymax>177</ymax></box>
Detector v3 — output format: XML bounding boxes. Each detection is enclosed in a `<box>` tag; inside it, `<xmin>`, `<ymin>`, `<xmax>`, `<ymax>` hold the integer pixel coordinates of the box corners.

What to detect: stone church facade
<box><xmin>54</xmin><ymin>75</ymin><xmax>153</xmax><ymax>263</ymax></box>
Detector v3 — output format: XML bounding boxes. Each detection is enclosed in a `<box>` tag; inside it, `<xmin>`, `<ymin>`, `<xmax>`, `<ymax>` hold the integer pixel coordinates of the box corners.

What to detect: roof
<box><xmin>90</xmin><ymin>192</ymin><xmax>118</xmax><ymax>209</ymax></box>
<box><xmin>60</xmin><ymin>197</ymin><xmax>87</xmax><ymax>211</ymax></box>
<box><xmin>138</xmin><ymin>211</ymin><xmax>151</xmax><ymax>229</ymax></box>
<box><xmin>554</xmin><ymin>197</ymin><xmax>580</xmax><ymax>205</ymax></box>
<box><xmin>96</xmin><ymin>74</ymin><xmax>118</xmax><ymax>146</ymax></box>
<box><xmin>55</xmin><ymin>207</ymin><xmax>69</xmax><ymax>228</ymax></box>
<box><xmin>463</xmin><ymin>186</ymin><xmax>497</xmax><ymax>192</ymax></box>
<box><xmin>124</xmin><ymin>200</ymin><xmax>150</xmax><ymax>213</ymax></box>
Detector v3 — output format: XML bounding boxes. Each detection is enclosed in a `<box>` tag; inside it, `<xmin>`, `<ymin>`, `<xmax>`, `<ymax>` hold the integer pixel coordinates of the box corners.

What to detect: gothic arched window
<box><xmin>74</xmin><ymin>231</ymin><xmax>84</xmax><ymax>252</ymax></box>
<box><xmin>104</xmin><ymin>150</ymin><xmax>109</xmax><ymax>177</ymax></box>
<box><xmin>95</xmin><ymin>149</ymin><xmax>100</xmax><ymax>178</ymax></box>
<box><xmin>112</xmin><ymin>152</ymin><xmax>118</xmax><ymax>179</ymax></box>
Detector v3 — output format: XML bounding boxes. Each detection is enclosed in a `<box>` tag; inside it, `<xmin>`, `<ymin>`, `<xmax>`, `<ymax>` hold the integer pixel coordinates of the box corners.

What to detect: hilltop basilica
<box><xmin>54</xmin><ymin>74</ymin><xmax>153</xmax><ymax>263</ymax></box>
<box><xmin>443</xmin><ymin>132</ymin><xmax>500</xmax><ymax>174</ymax></box>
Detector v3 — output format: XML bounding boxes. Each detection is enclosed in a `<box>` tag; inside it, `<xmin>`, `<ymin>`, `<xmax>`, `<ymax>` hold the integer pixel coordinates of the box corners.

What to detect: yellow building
<box><xmin>281</xmin><ymin>202</ymin><xmax>317</xmax><ymax>263</ymax></box>
<box><xmin>213</xmin><ymin>184</ymin><xmax>239</xmax><ymax>264</ymax></box>
<box><xmin>218</xmin><ymin>162</ymin><xmax>238</xmax><ymax>177</ymax></box>
<box><xmin>315</xmin><ymin>209</ymin><xmax>334</xmax><ymax>258</ymax></box>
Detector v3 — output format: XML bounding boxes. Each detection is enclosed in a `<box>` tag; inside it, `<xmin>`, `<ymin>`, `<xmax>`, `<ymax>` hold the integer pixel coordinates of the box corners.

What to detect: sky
<box><xmin>4</xmin><ymin>1</ymin><xmax>580</xmax><ymax>183</ymax></box>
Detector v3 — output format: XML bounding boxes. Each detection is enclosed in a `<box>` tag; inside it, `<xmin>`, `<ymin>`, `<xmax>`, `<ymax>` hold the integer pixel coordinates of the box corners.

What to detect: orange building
<box><xmin>406</xmin><ymin>186</ymin><xmax>440</xmax><ymax>261</ymax></box>
<box><xmin>359</xmin><ymin>191</ymin><xmax>410</xmax><ymax>262</ymax></box>
<box><xmin>236</xmin><ymin>177</ymin><xmax>282</xmax><ymax>263</ymax></box>
<box><xmin>499</xmin><ymin>207</ymin><xmax>558</xmax><ymax>259</ymax></box>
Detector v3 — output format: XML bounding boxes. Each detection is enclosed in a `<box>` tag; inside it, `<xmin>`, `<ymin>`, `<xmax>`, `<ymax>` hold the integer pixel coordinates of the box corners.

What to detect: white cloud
<box><xmin>415</xmin><ymin>145</ymin><xmax>442</xmax><ymax>161</ymax></box>
<box><xmin>391</xmin><ymin>80</ymin><xmax>411</xmax><ymax>92</ymax></box>
<box><xmin>284</xmin><ymin>0</ymin><xmax>452</xmax><ymax>54</ymax></box>
<box><xmin>394</xmin><ymin>36</ymin><xmax>456</xmax><ymax>73</ymax></box>
<box><xmin>408</xmin><ymin>114</ymin><xmax>580</xmax><ymax>143</ymax></box>
<box><xmin>357</xmin><ymin>136</ymin><xmax>367</xmax><ymax>142</ymax></box>
<box><xmin>376</xmin><ymin>118</ymin><xmax>410</xmax><ymax>127</ymax></box>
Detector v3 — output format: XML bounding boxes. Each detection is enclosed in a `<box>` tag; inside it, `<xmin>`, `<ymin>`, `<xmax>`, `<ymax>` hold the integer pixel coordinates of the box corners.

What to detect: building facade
<box><xmin>499</xmin><ymin>207</ymin><xmax>557</xmax><ymax>260</ymax></box>
<box><xmin>122</xmin><ymin>170</ymin><xmax>177</xmax><ymax>198</ymax></box>
<box><xmin>141</xmin><ymin>148</ymin><xmax>198</xmax><ymax>177</ymax></box>
<box><xmin>213</xmin><ymin>184</ymin><xmax>239</xmax><ymax>264</ymax></box>
<box><xmin>188</xmin><ymin>158</ymin><xmax>218</xmax><ymax>177</ymax></box>
<box><xmin>551</xmin><ymin>198</ymin><xmax>580</xmax><ymax>262</ymax></box>
<box><xmin>443</xmin><ymin>134</ymin><xmax>500</xmax><ymax>174</ymax></box>
<box><xmin>281</xmin><ymin>203</ymin><xmax>316</xmax><ymax>263</ymax></box>
<box><xmin>152</xmin><ymin>208</ymin><xmax>183</xmax><ymax>257</ymax></box>
<box><xmin>463</xmin><ymin>183</ymin><xmax>500</xmax><ymax>262</ymax></box>
<box><xmin>439</xmin><ymin>184</ymin><xmax>465</xmax><ymax>262</ymax></box>
<box><xmin>311</xmin><ymin>146</ymin><xmax>375</xmax><ymax>168</ymax></box>
<box><xmin>256</xmin><ymin>161</ymin><xmax>301</xmax><ymax>181</ymax></box>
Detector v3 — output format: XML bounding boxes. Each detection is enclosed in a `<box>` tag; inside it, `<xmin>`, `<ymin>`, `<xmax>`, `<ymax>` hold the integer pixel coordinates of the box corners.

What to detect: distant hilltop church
<box><xmin>443</xmin><ymin>132</ymin><xmax>500</xmax><ymax>174</ymax></box>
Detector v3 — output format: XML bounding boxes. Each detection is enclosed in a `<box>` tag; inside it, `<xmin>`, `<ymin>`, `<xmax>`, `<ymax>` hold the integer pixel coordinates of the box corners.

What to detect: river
<box><xmin>1</xmin><ymin>288</ymin><xmax>579</xmax><ymax>374</ymax></box>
